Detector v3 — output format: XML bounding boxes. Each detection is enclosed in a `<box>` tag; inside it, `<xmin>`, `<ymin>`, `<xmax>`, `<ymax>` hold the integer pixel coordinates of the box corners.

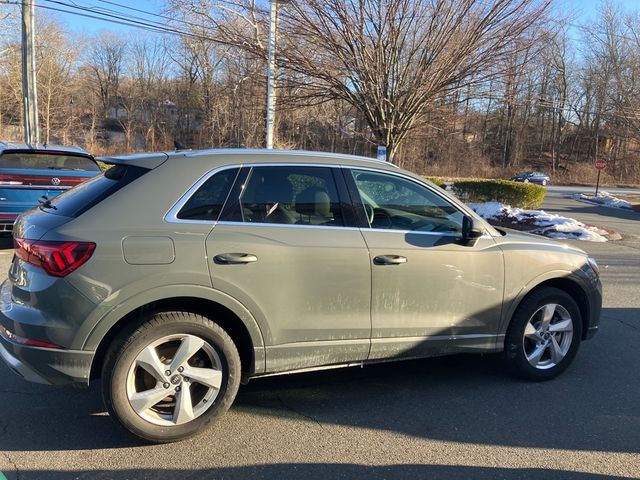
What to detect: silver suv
<box><xmin>0</xmin><ymin>149</ymin><xmax>601</xmax><ymax>443</ymax></box>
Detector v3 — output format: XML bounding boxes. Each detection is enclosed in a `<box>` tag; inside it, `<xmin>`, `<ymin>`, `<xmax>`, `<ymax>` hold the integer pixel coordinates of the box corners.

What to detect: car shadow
<box><xmin>0</xmin><ymin>235</ymin><xmax>13</xmax><ymax>250</ymax></box>
<box><xmin>4</xmin><ymin>464</ymin><xmax>631</xmax><ymax>480</ymax></box>
<box><xmin>0</xmin><ymin>306</ymin><xmax>638</xmax><ymax>456</ymax></box>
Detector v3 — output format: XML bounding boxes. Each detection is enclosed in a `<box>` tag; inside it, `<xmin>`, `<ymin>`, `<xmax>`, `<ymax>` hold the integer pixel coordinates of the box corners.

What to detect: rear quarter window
<box><xmin>0</xmin><ymin>152</ymin><xmax>100</xmax><ymax>171</ymax></box>
<box><xmin>46</xmin><ymin>164</ymin><xmax>148</xmax><ymax>217</ymax></box>
<box><xmin>177</xmin><ymin>168</ymin><xmax>239</xmax><ymax>221</ymax></box>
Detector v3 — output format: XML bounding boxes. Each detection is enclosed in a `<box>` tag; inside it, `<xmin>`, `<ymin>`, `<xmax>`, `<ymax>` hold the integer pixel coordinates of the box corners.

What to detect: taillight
<box><xmin>14</xmin><ymin>238</ymin><xmax>95</xmax><ymax>277</ymax></box>
<box><xmin>0</xmin><ymin>173</ymin><xmax>23</xmax><ymax>185</ymax></box>
<box><xmin>0</xmin><ymin>325</ymin><xmax>62</xmax><ymax>349</ymax></box>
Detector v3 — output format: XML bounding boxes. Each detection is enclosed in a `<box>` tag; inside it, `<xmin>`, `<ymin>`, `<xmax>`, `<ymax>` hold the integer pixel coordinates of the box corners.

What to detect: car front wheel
<box><xmin>504</xmin><ymin>287</ymin><xmax>582</xmax><ymax>381</ymax></box>
<box><xmin>102</xmin><ymin>311</ymin><xmax>241</xmax><ymax>443</ymax></box>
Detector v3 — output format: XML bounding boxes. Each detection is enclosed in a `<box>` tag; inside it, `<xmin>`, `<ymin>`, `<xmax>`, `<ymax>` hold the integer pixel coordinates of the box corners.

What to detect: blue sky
<box><xmin>32</xmin><ymin>0</ymin><xmax>640</xmax><ymax>36</ymax></box>
<box><xmin>41</xmin><ymin>0</ymin><xmax>167</xmax><ymax>35</ymax></box>
<box><xmin>563</xmin><ymin>0</ymin><xmax>639</xmax><ymax>22</ymax></box>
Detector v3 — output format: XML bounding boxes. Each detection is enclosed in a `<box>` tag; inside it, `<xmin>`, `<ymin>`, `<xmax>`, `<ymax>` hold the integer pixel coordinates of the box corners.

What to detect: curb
<box><xmin>604</xmin><ymin>231</ymin><xmax>623</xmax><ymax>241</ymax></box>
<box><xmin>584</xmin><ymin>224</ymin><xmax>623</xmax><ymax>241</ymax></box>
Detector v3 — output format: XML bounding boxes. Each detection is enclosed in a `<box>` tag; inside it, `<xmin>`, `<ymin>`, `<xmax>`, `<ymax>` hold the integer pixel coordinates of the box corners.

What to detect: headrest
<box><xmin>295</xmin><ymin>187</ymin><xmax>331</xmax><ymax>217</ymax></box>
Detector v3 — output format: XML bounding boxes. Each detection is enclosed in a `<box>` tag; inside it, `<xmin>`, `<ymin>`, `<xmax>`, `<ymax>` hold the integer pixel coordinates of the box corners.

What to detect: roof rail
<box><xmin>183</xmin><ymin>148</ymin><xmax>399</xmax><ymax>167</ymax></box>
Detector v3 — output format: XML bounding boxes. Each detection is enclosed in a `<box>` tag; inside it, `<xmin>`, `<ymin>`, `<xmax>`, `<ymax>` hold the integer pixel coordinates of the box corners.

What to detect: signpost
<box><xmin>595</xmin><ymin>158</ymin><xmax>606</xmax><ymax>196</ymax></box>
<box><xmin>377</xmin><ymin>146</ymin><xmax>387</xmax><ymax>162</ymax></box>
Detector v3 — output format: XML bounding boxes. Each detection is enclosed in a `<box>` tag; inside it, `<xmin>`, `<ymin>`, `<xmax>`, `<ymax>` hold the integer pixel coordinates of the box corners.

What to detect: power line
<box><xmin>0</xmin><ymin>0</ymin><xmax>217</xmax><ymax>43</ymax></box>
<box><xmin>41</xmin><ymin>0</ymin><xmax>212</xmax><ymax>40</ymax></box>
<box><xmin>7</xmin><ymin>0</ymin><xmax>640</xmax><ymax>53</ymax></box>
<box><xmin>94</xmin><ymin>0</ymin><xmax>210</xmax><ymax>33</ymax></box>
<box><xmin>5</xmin><ymin>0</ymin><xmax>640</xmax><ymax>124</ymax></box>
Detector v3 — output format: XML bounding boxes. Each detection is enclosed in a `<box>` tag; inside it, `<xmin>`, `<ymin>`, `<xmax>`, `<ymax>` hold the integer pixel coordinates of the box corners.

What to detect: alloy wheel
<box><xmin>125</xmin><ymin>334</ymin><xmax>223</xmax><ymax>426</ymax></box>
<box><xmin>523</xmin><ymin>303</ymin><xmax>574</xmax><ymax>370</ymax></box>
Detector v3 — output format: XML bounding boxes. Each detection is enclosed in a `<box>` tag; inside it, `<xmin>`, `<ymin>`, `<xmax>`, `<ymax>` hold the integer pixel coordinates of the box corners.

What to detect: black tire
<box><xmin>504</xmin><ymin>287</ymin><xmax>582</xmax><ymax>381</ymax></box>
<box><xmin>102</xmin><ymin>311</ymin><xmax>241</xmax><ymax>443</ymax></box>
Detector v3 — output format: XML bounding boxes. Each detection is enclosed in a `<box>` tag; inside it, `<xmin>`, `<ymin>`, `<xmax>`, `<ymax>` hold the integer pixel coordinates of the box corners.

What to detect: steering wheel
<box><xmin>363</xmin><ymin>204</ymin><xmax>375</xmax><ymax>224</ymax></box>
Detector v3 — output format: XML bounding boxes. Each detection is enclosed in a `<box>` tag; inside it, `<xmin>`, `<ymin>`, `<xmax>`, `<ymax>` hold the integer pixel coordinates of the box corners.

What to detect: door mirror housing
<box><xmin>461</xmin><ymin>215</ymin><xmax>484</xmax><ymax>246</ymax></box>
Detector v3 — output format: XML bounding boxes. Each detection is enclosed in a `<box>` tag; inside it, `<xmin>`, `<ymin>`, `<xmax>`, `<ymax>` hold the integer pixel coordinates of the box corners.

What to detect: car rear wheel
<box><xmin>504</xmin><ymin>287</ymin><xmax>582</xmax><ymax>381</ymax></box>
<box><xmin>102</xmin><ymin>311</ymin><xmax>241</xmax><ymax>443</ymax></box>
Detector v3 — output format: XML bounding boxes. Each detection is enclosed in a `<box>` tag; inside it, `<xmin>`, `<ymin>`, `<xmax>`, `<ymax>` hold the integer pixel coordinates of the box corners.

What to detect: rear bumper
<box><xmin>0</xmin><ymin>333</ymin><xmax>94</xmax><ymax>386</ymax></box>
<box><xmin>0</xmin><ymin>273</ymin><xmax>99</xmax><ymax>386</ymax></box>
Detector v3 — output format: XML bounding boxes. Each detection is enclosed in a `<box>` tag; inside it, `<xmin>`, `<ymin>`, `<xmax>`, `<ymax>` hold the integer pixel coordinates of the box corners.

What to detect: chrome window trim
<box><xmin>165</xmin><ymin>162</ymin><xmax>351</xmax><ymax>225</ymax></box>
<box><xmin>216</xmin><ymin>221</ymin><xmax>361</xmax><ymax>232</ymax></box>
<box><xmin>164</xmin><ymin>161</ymin><xmax>478</xmax><ymax>238</ymax></box>
<box><xmin>364</xmin><ymin>227</ymin><xmax>492</xmax><ymax>240</ymax></box>
<box><xmin>164</xmin><ymin>164</ymin><xmax>242</xmax><ymax>224</ymax></box>
<box><xmin>346</xmin><ymin>165</ymin><xmax>473</xmax><ymax>234</ymax></box>
<box><xmin>365</xmin><ymin>227</ymin><xmax>462</xmax><ymax>238</ymax></box>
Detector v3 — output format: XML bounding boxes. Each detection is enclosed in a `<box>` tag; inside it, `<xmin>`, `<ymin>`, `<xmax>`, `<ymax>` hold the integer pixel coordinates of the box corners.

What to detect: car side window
<box><xmin>232</xmin><ymin>166</ymin><xmax>345</xmax><ymax>226</ymax></box>
<box><xmin>177</xmin><ymin>168</ymin><xmax>239</xmax><ymax>221</ymax></box>
<box><xmin>351</xmin><ymin>169</ymin><xmax>464</xmax><ymax>234</ymax></box>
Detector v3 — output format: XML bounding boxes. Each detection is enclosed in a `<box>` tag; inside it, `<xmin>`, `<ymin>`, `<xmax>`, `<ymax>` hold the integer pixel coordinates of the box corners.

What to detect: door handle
<box><xmin>214</xmin><ymin>253</ymin><xmax>258</xmax><ymax>265</ymax></box>
<box><xmin>373</xmin><ymin>255</ymin><xmax>407</xmax><ymax>266</ymax></box>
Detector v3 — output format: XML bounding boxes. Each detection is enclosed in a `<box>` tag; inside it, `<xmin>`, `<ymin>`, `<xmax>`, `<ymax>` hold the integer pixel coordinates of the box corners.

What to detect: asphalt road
<box><xmin>0</xmin><ymin>193</ymin><xmax>639</xmax><ymax>480</ymax></box>
<box><xmin>547</xmin><ymin>185</ymin><xmax>640</xmax><ymax>198</ymax></box>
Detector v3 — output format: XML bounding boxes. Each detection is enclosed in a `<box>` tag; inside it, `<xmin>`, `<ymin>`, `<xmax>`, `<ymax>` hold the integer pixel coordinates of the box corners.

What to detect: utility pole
<box><xmin>21</xmin><ymin>0</ymin><xmax>39</xmax><ymax>146</ymax></box>
<box><xmin>265</xmin><ymin>0</ymin><xmax>281</xmax><ymax>149</ymax></box>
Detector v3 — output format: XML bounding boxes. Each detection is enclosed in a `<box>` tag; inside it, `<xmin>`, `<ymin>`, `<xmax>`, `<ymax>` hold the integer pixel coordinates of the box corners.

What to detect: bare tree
<box><xmin>35</xmin><ymin>19</ymin><xmax>77</xmax><ymax>145</ymax></box>
<box><xmin>86</xmin><ymin>33</ymin><xmax>127</xmax><ymax>120</ymax></box>
<box><xmin>197</xmin><ymin>0</ymin><xmax>550</xmax><ymax>160</ymax></box>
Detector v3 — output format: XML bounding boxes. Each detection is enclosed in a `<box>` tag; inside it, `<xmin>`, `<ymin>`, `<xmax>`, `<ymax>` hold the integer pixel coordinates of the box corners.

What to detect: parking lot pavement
<box><xmin>546</xmin><ymin>185</ymin><xmax>640</xmax><ymax>198</ymax></box>
<box><xmin>1</xmin><ymin>197</ymin><xmax>639</xmax><ymax>480</ymax></box>
<box><xmin>544</xmin><ymin>187</ymin><xmax>640</xmax><ymax>242</ymax></box>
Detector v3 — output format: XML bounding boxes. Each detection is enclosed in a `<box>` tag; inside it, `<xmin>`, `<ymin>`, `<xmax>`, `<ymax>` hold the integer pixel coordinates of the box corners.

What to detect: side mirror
<box><xmin>461</xmin><ymin>215</ymin><xmax>484</xmax><ymax>246</ymax></box>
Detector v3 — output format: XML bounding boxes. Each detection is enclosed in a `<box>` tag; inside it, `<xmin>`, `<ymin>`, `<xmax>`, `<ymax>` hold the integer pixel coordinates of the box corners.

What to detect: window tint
<box><xmin>0</xmin><ymin>152</ymin><xmax>100</xmax><ymax>171</ymax></box>
<box><xmin>177</xmin><ymin>168</ymin><xmax>239</xmax><ymax>221</ymax></box>
<box><xmin>47</xmin><ymin>164</ymin><xmax>148</xmax><ymax>217</ymax></box>
<box><xmin>233</xmin><ymin>166</ymin><xmax>344</xmax><ymax>226</ymax></box>
<box><xmin>351</xmin><ymin>169</ymin><xmax>464</xmax><ymax>234</ymax></box>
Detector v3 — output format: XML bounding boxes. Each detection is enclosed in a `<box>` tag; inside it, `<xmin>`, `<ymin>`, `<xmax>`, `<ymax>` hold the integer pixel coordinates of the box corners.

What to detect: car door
<box><xmin>206</xmin><ymin>164</ymin><xmax>372</xmax><ymax>373</ymax></box>
<box><xmin>345</xmin><ymin>168</ymin><xmax>505</xmax><ymax>361</ymax></box>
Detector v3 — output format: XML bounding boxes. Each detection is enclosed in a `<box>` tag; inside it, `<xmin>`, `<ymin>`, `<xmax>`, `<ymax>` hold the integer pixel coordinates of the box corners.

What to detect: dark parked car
<box><xmin>0</xmin><ymin>149</ymin><xmax>601</xmax><ymax>443</ymax></box>
<box><xmin>510</xmin><ymin>171</ymin><xmax>550</xmax><ymax>186</ymax></box>
<box><xmin>0</xmin><ymin>142</ymin><xmax>100</xmax><ymax>233</ymax></box>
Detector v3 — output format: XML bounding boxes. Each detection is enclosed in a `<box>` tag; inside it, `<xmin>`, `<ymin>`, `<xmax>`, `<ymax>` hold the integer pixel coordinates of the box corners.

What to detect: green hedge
<box><xmin>452</xmin><ymin>179</ymin><xmax>546</xmax><ymax>209</ymax></box>
<box><xmin>424</xmin><ymin>176</ymin><xmax>447</xmax><ymax>189</ymax></box>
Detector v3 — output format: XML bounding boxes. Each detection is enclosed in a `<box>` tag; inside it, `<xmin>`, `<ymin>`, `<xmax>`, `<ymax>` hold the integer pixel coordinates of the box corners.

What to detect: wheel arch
<box><xmin>504</xmin><ymin>274</ymin><xmax>592</xmax><ymax>341</ymax></box>
<box><xmin>87</xmin><ymin>288</ymin><xmax>267</xmax><ymax>382</ymax></box>
<box><xmin>533</xmin><ymin>277</ymin><xmax>590</xmax><ymax>339</ymax></box>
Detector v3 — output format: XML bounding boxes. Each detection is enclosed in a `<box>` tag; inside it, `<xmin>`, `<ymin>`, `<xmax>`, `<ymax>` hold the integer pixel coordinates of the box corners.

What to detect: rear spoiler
<box><xmin>98</xmin><ymin>152</ymin><xmax>169</xmax><ymax>170</ymax></box>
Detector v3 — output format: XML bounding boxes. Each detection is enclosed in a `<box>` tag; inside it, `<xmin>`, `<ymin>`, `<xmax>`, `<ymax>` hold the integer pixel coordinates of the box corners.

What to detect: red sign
<box><xmin>595</xmin><ymin>159</ymin><xmax>607</xmax><ymax>170</ymax></box>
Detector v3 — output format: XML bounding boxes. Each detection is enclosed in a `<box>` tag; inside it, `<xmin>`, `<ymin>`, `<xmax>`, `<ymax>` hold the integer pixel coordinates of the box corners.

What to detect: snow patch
<box><xmin>468</xmin><ymin>202</ymin><xmax>608</xmax><ymax>242</ymax></box>
<box><xmin>574</xmin><ymin>191</ymin><xmax>633</xmax><ymax>210</ymax></box>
